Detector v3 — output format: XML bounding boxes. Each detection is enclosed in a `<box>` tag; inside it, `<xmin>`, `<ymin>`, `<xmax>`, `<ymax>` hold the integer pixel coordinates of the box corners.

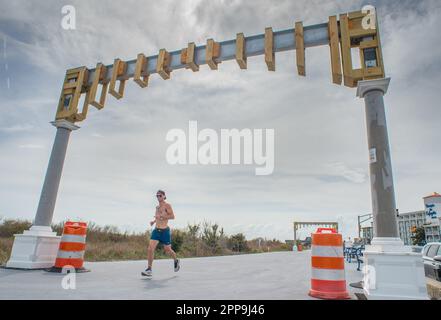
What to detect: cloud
<box><xmin>324</xmin><ymin>162</ymin><xmax>366</xmax><ymax>184</ymax></box>
<box><xmin>0</xmin><ymin>124</ymin><xmax>34</xmax><ymax>133</ymax></box>
<box><xmin>18</xmin><ymin>144</ymin><xmax>45</xmax><ymax>149</ymax></box>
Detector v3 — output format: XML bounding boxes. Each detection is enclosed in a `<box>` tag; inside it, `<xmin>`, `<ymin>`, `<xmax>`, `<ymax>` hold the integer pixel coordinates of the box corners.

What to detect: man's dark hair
<box><xmin>157</xmin><ymin>189</ymin><xmax>166</xmax><ymax>200</ymax></box>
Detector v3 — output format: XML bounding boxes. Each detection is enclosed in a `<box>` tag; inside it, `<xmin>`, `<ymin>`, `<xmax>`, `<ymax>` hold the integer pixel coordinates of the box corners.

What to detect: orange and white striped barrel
<box><xmin>54</xmin><ymin>221</ymin><xmax>87</xmax><ymax>269</ymax></box>
<box><xmin>308</xmin><ymin>228</ymin><xmax>350</xmax><ymax>300</ymax></box>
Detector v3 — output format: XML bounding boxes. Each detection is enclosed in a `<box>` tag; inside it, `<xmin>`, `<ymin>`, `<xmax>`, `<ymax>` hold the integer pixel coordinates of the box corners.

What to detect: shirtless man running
<box><xmin>142</xmin><ymin>190</ymin><xmax>180</xmax><ymax>277</ymax></box>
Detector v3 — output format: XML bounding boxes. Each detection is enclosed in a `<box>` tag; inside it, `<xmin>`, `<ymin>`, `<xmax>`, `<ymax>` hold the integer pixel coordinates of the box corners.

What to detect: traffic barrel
<box><xmin>308</xmin><ymin>228</ymin><xmax>350</xmax><ymax>300</ymax></box>
<box><xmin>47</xmin><ymin>221</ymin><xmax>89</xmax><ymax>273</ymax></box>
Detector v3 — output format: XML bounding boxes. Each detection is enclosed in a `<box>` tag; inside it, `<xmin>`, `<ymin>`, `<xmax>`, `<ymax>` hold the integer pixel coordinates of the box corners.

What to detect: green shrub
<box><xmin>0</xmin><ymin>218</ymin><xmax>290</xmax><ymax>263</ymax></box>
<box><xmin>171</xmin><ymin>229</ymin><xmax>184</xmax><ymax>253</ymax></box>
<box><xmin>201</xmin><ymin>221</ymin><xmax>223</xmax><ymax>255</ymax></box>
<box><xmin>0</xmin><ymin>218</ymin><xmax>32</xmax><ymax>237</ymax></box>
<box><xmin>228</xmin><ymin>233</ymin><xmax>249</xmax><ymax>252</ymax></box>
<box><xmin>0</xmin><ymin>238</ymin><xmax>13</xmax><ymax>265</ymax></box>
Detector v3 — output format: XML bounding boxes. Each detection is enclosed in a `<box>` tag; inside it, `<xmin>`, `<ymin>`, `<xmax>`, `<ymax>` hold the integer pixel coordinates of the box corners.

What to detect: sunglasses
<box><xmin>156</xmin><ymin>194</ymin><xmax>163</xmax><ymax>198</ymax></box>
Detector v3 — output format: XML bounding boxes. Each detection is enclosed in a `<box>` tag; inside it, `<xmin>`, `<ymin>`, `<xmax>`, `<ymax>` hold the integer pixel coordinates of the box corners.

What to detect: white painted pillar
<box><xmin>6</xmin><ymin>120</ymin><xmax>79</xmax><ymax>269</ymax></box>
<box><xmin>357</xmin><ymin>78</ymin><xmax>427</xmax><ymax>299</ymax></box>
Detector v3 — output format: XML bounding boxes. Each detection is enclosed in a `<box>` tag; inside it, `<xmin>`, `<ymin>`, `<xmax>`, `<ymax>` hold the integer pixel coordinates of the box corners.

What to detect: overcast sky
<box><xmin>0</xmin><ymin>0</ymin><xmax>440</xmax><ymax>241</ymax></box>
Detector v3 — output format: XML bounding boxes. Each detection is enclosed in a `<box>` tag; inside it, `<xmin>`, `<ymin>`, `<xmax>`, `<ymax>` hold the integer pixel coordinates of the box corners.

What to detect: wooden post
<box><xmin>264</xmin><ymin>27</ymin><xmax>275</xmax><ymax>71</ymax></box>
<box><xmin>109</xmin><ymin>58</ymin><xmax>127</xmax><ymax>99</ymax></box>
<box><xmin>235</xmin><ymin>33</ymin><xmax>247</xmax><ymax>69</ymax></box>
<box><xmin>206</xmin><ymin>39</ymin><xmax>220</xmax><ymax>70</ymax></box>
<box><xmin>181</xmin><ymin>42</ymin><xmax>199</xmax><ymax>72</ymax></box>
<box><xmin>156</xmin><ymin>49</ymin><xmax>172</xmax><ymax>80</ymax></box>
<box><xmin>134</xmin><ymin>53</ymin><xmax>149</xmax><ymax>88</ymax></box>
<box><xmin>295</xmin><ymin>21</ymin><xmax>305</xmax><ymax>76</ymax></box>
<box><xmin>328</xmin><ymin>16</ymin><xmax>342</xmax><ymax>85</ymax></box>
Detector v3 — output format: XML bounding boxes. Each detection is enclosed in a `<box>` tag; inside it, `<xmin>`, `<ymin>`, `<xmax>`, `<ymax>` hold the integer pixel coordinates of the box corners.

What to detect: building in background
<box><xmin>424</xmin><ymin>224</ymin><xmax>440</xmax><ymax>243</ymax></box>
<box><xmin>358</xmin><ymin>213</ymin><xmax>373</xmax><ymax>244</ymax></box>
<box><xmin>397</xmin><ymin>193</ymin><xmax>441</xmax><ymax>245</ymax></box>
<box><xmin>359</xmin><ymin>193</ymin><xmax>441</xmax><ymax>245</ymax></box>
<box><xmin>361</xmin><ymin>226</ymin><xmax>373</xmax><ymax>244</ymax></box>
<box><xmin>423</xmin><ymin>193</ymin><xmax>441</xmax><ymax>243</ymax></box>
<box><xmin>397</xmin><ymin>211</ymin><xmax>426</xmax><ymax>245</ymax></box>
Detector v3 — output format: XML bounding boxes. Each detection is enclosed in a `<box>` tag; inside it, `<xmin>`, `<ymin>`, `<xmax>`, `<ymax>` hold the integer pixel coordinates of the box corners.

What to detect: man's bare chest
<box><xmin>156</xmin><ymin>206</ymin><xmax>168</xmax><ymax>216</ymax></box>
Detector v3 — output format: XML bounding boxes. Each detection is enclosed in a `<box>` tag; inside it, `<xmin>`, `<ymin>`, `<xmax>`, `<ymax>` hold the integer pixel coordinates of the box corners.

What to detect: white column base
<box><xmin>362</xmin><ymin>237</ymin><xmax>428</xmax><ymax>300</ymax></box>
<box><xmin>5</xmin><ymin>226</ymin><xmax>61</xmax><ymax>269</ymax></box>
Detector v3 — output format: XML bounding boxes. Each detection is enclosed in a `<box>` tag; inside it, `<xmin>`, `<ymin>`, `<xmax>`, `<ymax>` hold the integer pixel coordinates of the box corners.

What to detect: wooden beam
<box><xmin>134</xmin><ymin>53</ymin><xmax>149</xmax><ymax>88</ymax></box>
<box><xmin>187</xmin><ymin>42</ymin><xmax>199</xmax><ymax>72</ymax></box>
<box><xmin>328</xmin><ymin>16</ymin><xmax>342</xmax><ymax>85</ymax></box>
<box><xmin>339</xmin><ymin>14</ymin><xmax>356</xmax><ymax>88</ymax></box>
<box><xmin>206</xmin><ymin>39</ymin><xmax>220</xmax><ymax>70</ymax></box>
<box><xmin>56</xmin><ymin>67</ymin><xmax>88</xmax><ymax>120</ymax></box>
<box><xmin>109</xmin><ymin>58</ymin><xmax>127</xmax><ymax>99</ymax></box>
<box><xmin>264</xmin><ymin>27</ymin><xmax>275</xmax><ymax>71</ymax></box>
<box><xmin>295</xmin><ymin>21</ymin><xmax>305</xmax><ymax>76</ymax></box>
<box><xmin>235</xmin><ymin>32</ymin><xmax>247</xmax><ymax>69</ymax></box>
<box><xmin>364</xmin><ymin>13</ymin><xmax>385</xmax><ymax>80</ymax></box>
<box><xmin>90</xmin><ymin>63</ymin><xmax>108</xmax><ymax>109</ymax></box>
<box><xmin>156</xmin><ymin>48</ymin><xmax>172</xmax><ymax>80</ymax></box>
<box><xmin>181</xmin><ymin>42</ymin><xmax>199</xmax><ymax>72</ymax></box>
<box><xmin>180</xmin><ymin>48</ymin><xmax>186</xmax><ymax>64</ymax></box>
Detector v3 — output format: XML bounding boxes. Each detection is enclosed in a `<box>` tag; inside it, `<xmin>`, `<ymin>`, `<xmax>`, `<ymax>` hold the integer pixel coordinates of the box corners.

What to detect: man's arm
<box><xmin>164</xmin><ymin>204</ymin><xmax>175</xmax><ymax>220</ymax></box>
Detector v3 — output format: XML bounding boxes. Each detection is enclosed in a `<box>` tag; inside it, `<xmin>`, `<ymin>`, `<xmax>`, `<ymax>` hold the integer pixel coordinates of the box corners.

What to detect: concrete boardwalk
<box><xmin>0</xmin><ymin>251</ymin><xmax>364</xmax><ymax>300</ymax></box>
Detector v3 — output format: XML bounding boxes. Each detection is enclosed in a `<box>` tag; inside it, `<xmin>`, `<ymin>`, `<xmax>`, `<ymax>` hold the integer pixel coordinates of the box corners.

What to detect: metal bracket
<box><xmin>156</xmin><ymin>49</ymin><xmax>172</xmax><ymax>80</ymax></box>
<box><xmin>206</xmin><ymin>39</ymin><xmax>221</xmax><ymax>70</ymax></box>
<box><xmin>134</xmin><ymin>53</ymin><xmax>149</xmax><ymax>88</ymax></box>
<box><xmin>181</xmin><ymin>42</ymin><xmax>199</xmax><ymax>72</ymax></box>
<box><xmin>264</xmin><ymin>27</ymin><xmax>275</xmax><ymax>71</ymax></box>
<box><xmin>235</xmin><ymin>33</ymin><xmax>247</xmax><ymax>69</ymax></box>
<box><xmin>109</xmin><ymin>58</ymin><xmax>127</xmax><ymax>99</ymax></box>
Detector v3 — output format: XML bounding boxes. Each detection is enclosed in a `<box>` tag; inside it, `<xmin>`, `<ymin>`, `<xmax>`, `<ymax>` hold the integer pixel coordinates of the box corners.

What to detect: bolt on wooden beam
<box><xmin>156</xmin><ymin>48</ymin><xmax>172</xmax><ymax>80</ymax></box>
<box><xmin>206</xmin><ymin>39</ymin><xmax>221</xmax><ymax>70</ymax></box>
<box><xmin>109</xmin><ymin>58</ymin><xmax>127</xmax><ymax>99</ymax></box>
<box><xmin>328</xmin><ymin>16</ymin><xmax>342</xmax><ymax>85</ymax></box>
<box><xmin>295</xmin><ymin>21</ymin><xmax>305</xmax><ymax>76</ymax></box>
<box><xmin>235</xmin><ymin>33</ymin><xmax>247</xmax><ymax>69</ymax></box>
<box><xmin>134</xmin><ymin>53</ymin><xmax>149</xmax><ymax>88</ymax></box>
<box><xmin>264</xmin><ymin>27</ymin><xmax>275</xmax><ymax>71</ymax></box>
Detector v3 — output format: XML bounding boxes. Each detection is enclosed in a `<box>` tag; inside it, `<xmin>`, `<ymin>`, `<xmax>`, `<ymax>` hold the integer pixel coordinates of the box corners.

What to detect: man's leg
<box><xmin>164</xmin><ymin>245</ymin><xmax>177</xmax><ymax>260</ymax></box>
<box><xmin>164</xmin><ymin>245</ymin><xmax>180</xmax><ymax>272</ymax></box>
<box><xmin>147</xmin><ymin>240</ymin><xmax>159</xmax><ymax>268</ymax></box>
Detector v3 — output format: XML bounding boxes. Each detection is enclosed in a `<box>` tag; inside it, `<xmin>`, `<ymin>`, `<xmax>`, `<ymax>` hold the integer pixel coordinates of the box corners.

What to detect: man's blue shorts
<box><xmin>151</xmin><ymin>227</ymin><xmax>171</xmax><ymax>245</ymax></box>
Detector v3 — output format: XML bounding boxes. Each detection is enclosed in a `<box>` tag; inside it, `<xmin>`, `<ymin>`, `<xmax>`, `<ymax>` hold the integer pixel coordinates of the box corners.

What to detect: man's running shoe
<box><xmin>141</xmin><ymin>267</ymin><xmax>152</xmax><ymax>277</ymax></box>
<box><xmin>174</xmin><ymin>259</ymin><xmax>180</xmax><ymax>272</ymax></box>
